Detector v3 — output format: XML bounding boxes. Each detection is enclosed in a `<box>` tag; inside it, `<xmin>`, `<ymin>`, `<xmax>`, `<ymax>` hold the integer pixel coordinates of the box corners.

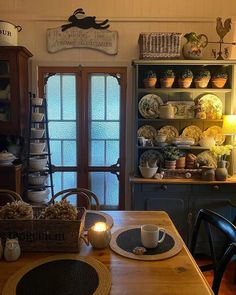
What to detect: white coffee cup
<box><xmin>141</xmin><ymin>224</ymin><xmax>166</xmax><ymax>248</ymax></box>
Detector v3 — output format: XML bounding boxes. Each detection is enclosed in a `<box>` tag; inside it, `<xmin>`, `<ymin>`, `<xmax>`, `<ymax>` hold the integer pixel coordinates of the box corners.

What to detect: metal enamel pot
<box><xmin>0</xmin><ymin>20</ymin><xmax>22</xmax><ymax>46</ymax></box>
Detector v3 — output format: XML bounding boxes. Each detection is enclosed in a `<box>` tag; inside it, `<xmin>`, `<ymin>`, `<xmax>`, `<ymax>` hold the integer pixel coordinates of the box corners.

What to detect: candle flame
<box><xmin>93</xmin><ymin>222</ymin><xmax>107</xmax><ymax>232</ymax></box>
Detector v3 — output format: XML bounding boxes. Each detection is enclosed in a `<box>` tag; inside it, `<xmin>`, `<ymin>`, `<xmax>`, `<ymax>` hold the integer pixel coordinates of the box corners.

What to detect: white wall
<box><xmin>1</xmin><ymin>0</ymin><xmax>236</xmax><ymax>207</ymax></box>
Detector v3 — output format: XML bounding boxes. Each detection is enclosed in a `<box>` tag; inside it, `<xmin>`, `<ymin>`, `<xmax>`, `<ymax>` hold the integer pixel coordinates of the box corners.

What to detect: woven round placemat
<box><xmin>2</xmin><ymin>254</ymin><xmax>111</xmax><ymax>295</ymax></box>
<box><xmin>85</xmin><ymin>211</ymin><xmax>114</xmax><ymax>231</ymax></box>
<box><xmin>110</xmin><ymin>225</ymin><xmax>182</xmax><ymax>261</ymax></box>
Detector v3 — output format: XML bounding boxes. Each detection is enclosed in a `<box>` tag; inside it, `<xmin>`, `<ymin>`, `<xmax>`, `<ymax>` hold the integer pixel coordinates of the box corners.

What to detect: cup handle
<box><xmin>158</xmin><ymin>228</ymin><xmax>166</xmax><ymax>244</ymax></box>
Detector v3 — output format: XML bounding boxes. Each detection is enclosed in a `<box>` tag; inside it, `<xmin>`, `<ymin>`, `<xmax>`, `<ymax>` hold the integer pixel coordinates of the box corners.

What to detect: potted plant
<box><xmin>160</xmin><ymin>69</ymin><xmax>175</xmax><ymax>88</ymax></box>
<box><xmin>194</xmin><ymin>67</ymin><xmax>211</xmax><ymax>88</ymax></box>
<box><xmin>143</xmin><ymin>70</ymin><xmax>157</xmax><ymax>88</ymax></box>
<box><xmin>178</xmin><ymin>68</ymin><xmax>193</xmax><ymax>88</ymax></box>
<box><xmin>162</xmin><ymin>146</ymin><xmax>180</xmax><ymax>169</ymax></box>
<box><xmin>211</xmin><ymin>68</ymin><xmax>228</xmax><ymax>88</ymax></box>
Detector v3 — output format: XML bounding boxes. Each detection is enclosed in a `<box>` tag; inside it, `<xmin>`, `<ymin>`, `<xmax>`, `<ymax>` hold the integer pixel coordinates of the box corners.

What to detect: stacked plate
<box><xmin>0</xmin><ymin>150</ymin><xmax>16</xmax><ymax>165</ymax></box>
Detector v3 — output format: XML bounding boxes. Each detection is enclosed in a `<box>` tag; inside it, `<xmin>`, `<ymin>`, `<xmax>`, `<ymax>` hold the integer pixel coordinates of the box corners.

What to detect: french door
<box><xmin>38</xmin><ymin>66</ymin><xmax>126</xmax><ymax>209</ymax></box>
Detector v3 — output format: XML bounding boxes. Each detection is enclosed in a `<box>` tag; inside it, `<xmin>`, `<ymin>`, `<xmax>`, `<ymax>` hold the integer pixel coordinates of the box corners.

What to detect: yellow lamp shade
<box><xmin>222</xmin><ymin>115</ymin><xmax>236</xmax><ymax>135</ymax></box>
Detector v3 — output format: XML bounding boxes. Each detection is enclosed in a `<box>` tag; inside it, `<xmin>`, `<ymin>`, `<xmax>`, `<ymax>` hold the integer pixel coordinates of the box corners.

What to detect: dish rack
<box><xmin>25</xmin><ymin>94</ymin><xmax>54</xmax><ymax>203</ymax></box>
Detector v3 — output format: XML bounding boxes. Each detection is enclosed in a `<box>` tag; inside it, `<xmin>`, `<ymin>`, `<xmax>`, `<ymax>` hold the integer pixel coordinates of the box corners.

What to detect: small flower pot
<box><xmin>164</xmin><ymin>160</ymin><xmax>176</xmax><ymax>170</ymax></box>
<box><xmin>178</xmin><ymin>78</ymin><xmax>192</xmax><ymax>88</ymax></box>
<box><xmin>194</xmin><ymin>78</ymin><xmax>210</xmax><ymax>88</ymax></box>
<box><xmin>160</xmin><ymin>77</ymin><xmax>175</xmax><ymax>88</ymax></box>
<box><xmin>211</xmin><ymin>78</ymin><xmax>227</xmax><ymax>89</ymax></box>
<box><xmin>143</xmin><ymin>78</ymin><xmax>157</xmax><ymax>88</ymax></box>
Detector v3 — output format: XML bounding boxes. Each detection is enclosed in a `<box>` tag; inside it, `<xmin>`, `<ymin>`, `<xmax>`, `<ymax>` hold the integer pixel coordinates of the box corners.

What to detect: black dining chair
<box><xmin>189</xmin><ymin>208</ymin><xmax>236</xmax><ymax>295</ymax></box>
<box><xmin>49</xmin><ymin>188</ymin><xmax>100</xmax><ymax>210</ymax></box>
<box><xmin>0</xmin><ymin>189</ymin><xmax>22</xmax><ymax>206</ymax></box>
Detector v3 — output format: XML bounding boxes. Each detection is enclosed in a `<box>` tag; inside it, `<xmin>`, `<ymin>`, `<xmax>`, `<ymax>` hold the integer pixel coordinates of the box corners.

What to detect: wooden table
<box><xmin>0</xmin><ymin>211</ymin><xmax>213</xmax><ymax>295</ymax></box>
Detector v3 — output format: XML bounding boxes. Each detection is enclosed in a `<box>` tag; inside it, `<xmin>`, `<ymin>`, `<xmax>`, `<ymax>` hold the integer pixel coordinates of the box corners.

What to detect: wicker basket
<box><xmin>139</xmin><ymin>32</ymin><xmax>182</xmax><ymax>59</ymax></box>
<box><xmin>0</xmin><ymin>207</ymin><xmax>86</xmax><ymax>252</ymax></box>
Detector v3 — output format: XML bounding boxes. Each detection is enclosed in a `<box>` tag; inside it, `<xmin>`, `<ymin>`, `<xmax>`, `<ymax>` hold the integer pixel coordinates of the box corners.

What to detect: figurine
<box><xmin>4</xmin><ymin>238</ymin><xmax>21</xmax><ymax>262</ymax></box>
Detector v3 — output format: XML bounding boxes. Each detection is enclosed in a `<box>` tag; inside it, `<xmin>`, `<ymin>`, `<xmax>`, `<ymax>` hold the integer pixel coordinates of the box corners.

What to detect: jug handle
<box><xmin>226</xmin><ymin>161</ymin><xmax>230</xmax><ymax>170</ymax></box>
<box><xmin>197</xmin><ymin>34</ymin><xmax>208</xmax><ymax>48</ymax></box>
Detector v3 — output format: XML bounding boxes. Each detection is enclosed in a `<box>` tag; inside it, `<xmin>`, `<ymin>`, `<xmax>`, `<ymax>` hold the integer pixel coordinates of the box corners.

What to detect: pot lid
<box><xmin>0</xmin><ymin>150</ymin><xmax>15</xmax><ymax>159</ymax></box>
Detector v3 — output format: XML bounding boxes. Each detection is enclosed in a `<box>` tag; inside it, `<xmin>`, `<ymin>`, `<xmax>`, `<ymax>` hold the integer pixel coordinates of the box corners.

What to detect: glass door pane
<box><xmin>0</xmin><ymin>61</ymin><xmax>10</xmax><ymax>122</ymax></box>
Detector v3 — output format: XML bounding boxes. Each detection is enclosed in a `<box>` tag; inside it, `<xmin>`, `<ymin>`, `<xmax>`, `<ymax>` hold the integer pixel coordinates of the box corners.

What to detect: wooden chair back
<box><xmin>189</xmin><ymin>208</ymin><xmax>236</xmax><ymax>294</ymax></box>
<box><xmin>49</xmin><ymin>188</ymin><xmax>100</xmax><ymax>210</ymax></box>
<box><xmin>0</xmin><ymin>189</ymin><xmax>22</xmax><ymax>206</ymax></box>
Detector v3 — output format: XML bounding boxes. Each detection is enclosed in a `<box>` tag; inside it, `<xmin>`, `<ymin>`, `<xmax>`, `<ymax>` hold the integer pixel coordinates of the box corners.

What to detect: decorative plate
<box><xmin>137</xmin><ymin>125</ymin><xmax>157</xmax><ymax>140</ymax></box>
<box><xmin>198</xmin><ymin>94</ymin><xmax>222</xmax><ymax>119</ymax></box>
<box><xmin>203</xmin><ymin>126</ymin><xmax>225</xmax><ymax>145</ymax></box>
<box><xmin>158</xmin><ymin>125</ymin><xmax>179</xmax><ymax>143</ymax></box>
<box><xmin>197</xmin><ymin>151</ymin><xmax>218</xmax><ymax>168</ymax></box>
<box><xmin>181</xmin><ymin>125</ymin><xmax>203</xmax><ymax>145</ymax></box>
<box><xmin>139</xmin><ymin>150</ymin><xmax>164</xmax><ymax>168</ymax></box>
<box><xmin>139</xmin><ymin>94</ymin><xmax>163</xmax><ymax>118</ymax></box>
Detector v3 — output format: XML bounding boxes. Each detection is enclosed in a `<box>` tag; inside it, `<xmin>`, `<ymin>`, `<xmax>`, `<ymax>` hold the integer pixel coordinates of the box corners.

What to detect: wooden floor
<box><xmin>196</xmin><ymin>258</ymin><xmax>236</xmax><ymax>295</ymax></box>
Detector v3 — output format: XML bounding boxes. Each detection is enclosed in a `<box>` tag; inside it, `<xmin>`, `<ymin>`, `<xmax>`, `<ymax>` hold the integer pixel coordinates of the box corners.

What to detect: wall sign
<box><xmin>47</xmin><ymin>8</ymin><xmax>118</xmax><ymax>55</ymax></box>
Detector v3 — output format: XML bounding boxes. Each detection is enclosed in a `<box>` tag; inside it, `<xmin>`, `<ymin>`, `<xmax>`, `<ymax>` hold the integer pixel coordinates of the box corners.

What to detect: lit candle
<box><xmin>88</xmin><ymin>222</ymin><xmax>111</xmax><ymax>249</ymax></box>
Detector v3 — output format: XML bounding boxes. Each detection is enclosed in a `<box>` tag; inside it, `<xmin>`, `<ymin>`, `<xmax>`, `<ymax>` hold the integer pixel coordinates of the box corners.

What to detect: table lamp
<box><xmin>222</xmin><ymin>115</ymin><xmax>236</xmax><ymax>144</ymax></box>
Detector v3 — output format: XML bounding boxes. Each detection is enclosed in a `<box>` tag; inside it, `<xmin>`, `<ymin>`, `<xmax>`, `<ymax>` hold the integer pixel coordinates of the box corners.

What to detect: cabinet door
<box><xmin>132</xmin><ymin>183</ymin><xmax>189</xmax><ymax>242</ymax></box>
<box><xmin>190</xmin><ymin>196</ymin><xmax>236</xmax><ymax>255</ymax></box>
<box><xmin>0</xmin><ymin>47</ymin><xmax>32</xmax><ymax>135</ymax></box>
<box><xmin>146</xmin><ymin>197</ymin><xmax>188</xmax><ymax>242</ymax></box>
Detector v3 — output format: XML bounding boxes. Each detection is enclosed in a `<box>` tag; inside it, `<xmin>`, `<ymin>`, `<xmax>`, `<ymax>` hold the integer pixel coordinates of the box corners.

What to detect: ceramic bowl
<box><xmin>31</xmin><ymin>128</ymin><xmax>45</xmax><ymax>138</ymax></box>
<box><xmin>139</xmin><ymin>166</ymin><xmax>158</xmax><ymax>178</ymax></box>
<box><xmin>31</xmin><ymin>97</ymin><xmax>43</xmax><ymax>106</ymax></box>
<box><xmin>30</xmin><ymin>142</ymin><xmax>45</xmax><ymax>154</ymax></box>
<box><xmin>29</xmin><ymin>157</ymin><xmax>47</xmax><ymax>170</ymax></box>
<box><xmin>27</xmin><ymin>188</ymin><xmax>49</xmax><ymax>203</ymax></box>
<box><xmin>32</xmin><ymin>112</ymin><xmax>44</xmax><ymax>122</ymax></box>
<box><xmin>199</xmin><ymin>137</ymin><xmax>216</xmax><ymax>148</ymax></box>
<box><xmin>155</xmin><ymin>134</ymin><xmax>167</xmax><ymax>143</ymax></box>
<box><xmin>28</xmin><ymin>173</ymin><xmax>48</xmax><ymax>185</ymax></box>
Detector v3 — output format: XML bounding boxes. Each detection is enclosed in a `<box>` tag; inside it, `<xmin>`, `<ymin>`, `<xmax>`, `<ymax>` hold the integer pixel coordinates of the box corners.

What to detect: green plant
<box><xmin>145</xmin><ymin>70</ymin><xmax>157</xmax><ymax>78</ymax></box>
<box><xmin>179</xmin><ymin>68</ymin><xmax>193</xmax><ymax>79</ymax></box>
<box><xmin>212</xmin><ymin>68</ymin><xmax>228</xmax><ymax>79</ymax></box>
<box><xmin>161</xmin><ymin>69</ymin><xmax>175</xmax><ymax>78</ymax></box>
<box><xmin>195</xmin><ymin>67</ymin><xmax>211</xmax><ymax>79</ymax></box>
<box><xmin>162</xmin><ymin>146</ymin><xmax>180</xmax><ymax>161</ymax></box>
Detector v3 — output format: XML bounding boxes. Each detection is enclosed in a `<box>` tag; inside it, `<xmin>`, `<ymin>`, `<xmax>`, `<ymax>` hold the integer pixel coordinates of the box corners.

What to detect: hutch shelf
<box><xmin>131</xmin><ymin>59</ymin><xmax>236</xmax><ymax>251</ymax></box>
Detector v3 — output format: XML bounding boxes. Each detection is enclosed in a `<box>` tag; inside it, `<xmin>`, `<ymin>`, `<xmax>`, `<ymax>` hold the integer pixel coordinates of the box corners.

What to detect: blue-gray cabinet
<box><xmin>131</xmin><ymin>179</ymin><xmax>236</xmax><ymax>252</ymax></box>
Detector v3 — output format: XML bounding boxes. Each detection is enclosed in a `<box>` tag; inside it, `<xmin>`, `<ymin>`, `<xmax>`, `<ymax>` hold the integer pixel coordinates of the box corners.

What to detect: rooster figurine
<box><xmin>216</xmin><ymin>17</ymin><xmax>232</xmax><ymax>41</ymax></box>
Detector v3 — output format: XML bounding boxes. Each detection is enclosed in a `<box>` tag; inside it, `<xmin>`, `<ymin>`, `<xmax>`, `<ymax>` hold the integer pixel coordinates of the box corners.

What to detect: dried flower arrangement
<box><xmin>40</xmin><ymin>199</ymin><xmax>78</xmax><ymax>220</ymax></box>
<box><xmin>0</xmin><ymin>201</ymin><xmax>33</xmax><ymax>220</ymax></box>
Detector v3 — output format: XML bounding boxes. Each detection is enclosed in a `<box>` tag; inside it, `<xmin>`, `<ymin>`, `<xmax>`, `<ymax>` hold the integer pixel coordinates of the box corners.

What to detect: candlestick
<box><xmin>88</xmin><ymin>222</ymin><xmax>111</xmax><ymax>249</ymax></box>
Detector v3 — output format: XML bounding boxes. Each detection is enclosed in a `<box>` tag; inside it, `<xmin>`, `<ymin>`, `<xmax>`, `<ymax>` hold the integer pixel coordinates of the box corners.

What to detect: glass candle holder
<box><xmin>88</xmin><ymin>222</ymin><xmax>111</xmax><ymax>249</ymax></box>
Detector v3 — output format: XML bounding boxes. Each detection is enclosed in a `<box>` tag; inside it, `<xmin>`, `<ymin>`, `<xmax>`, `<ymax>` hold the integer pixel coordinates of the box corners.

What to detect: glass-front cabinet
<box><xmin>0</xmin><ymin>46</ymin><xmax>32</xmax><ymax>136</ymax></box>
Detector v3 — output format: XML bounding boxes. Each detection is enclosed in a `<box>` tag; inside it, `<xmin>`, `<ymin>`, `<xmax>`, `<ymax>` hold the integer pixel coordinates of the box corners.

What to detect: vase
<box><xmin>215</xmin><ymin>160</ymin><xmax>230</xmax><ymax>181</ymax></box>
<box><xmin>201</xmin><ymin>166</ymin><xmax>215</xmax><ymax>181</ymax></box>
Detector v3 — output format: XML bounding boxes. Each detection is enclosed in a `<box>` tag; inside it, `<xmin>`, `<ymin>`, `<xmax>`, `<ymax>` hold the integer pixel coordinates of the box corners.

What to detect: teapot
<box><xmin>182</xmin><ymin>32</ymin><xmax>208</xmax><ymax>60</ymax></box>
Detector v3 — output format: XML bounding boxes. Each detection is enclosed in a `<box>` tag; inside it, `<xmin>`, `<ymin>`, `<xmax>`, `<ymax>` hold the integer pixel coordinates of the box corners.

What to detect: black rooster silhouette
<box><xmin>216</xmin><ymin>17</ymin><xmax>231</xmax><ymax>41</ymax></box>
<box><xmin>61</xmin><ymin>8</ymin><xmax>110</xmax><ymax>31</ymax></box>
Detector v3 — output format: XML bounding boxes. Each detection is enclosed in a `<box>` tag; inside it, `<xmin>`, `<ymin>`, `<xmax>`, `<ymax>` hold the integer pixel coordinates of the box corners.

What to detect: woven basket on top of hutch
<box><xmin>131</xmin><ymin>59</ymin><xmax>236</xmax><ymax>253</ymax></box>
